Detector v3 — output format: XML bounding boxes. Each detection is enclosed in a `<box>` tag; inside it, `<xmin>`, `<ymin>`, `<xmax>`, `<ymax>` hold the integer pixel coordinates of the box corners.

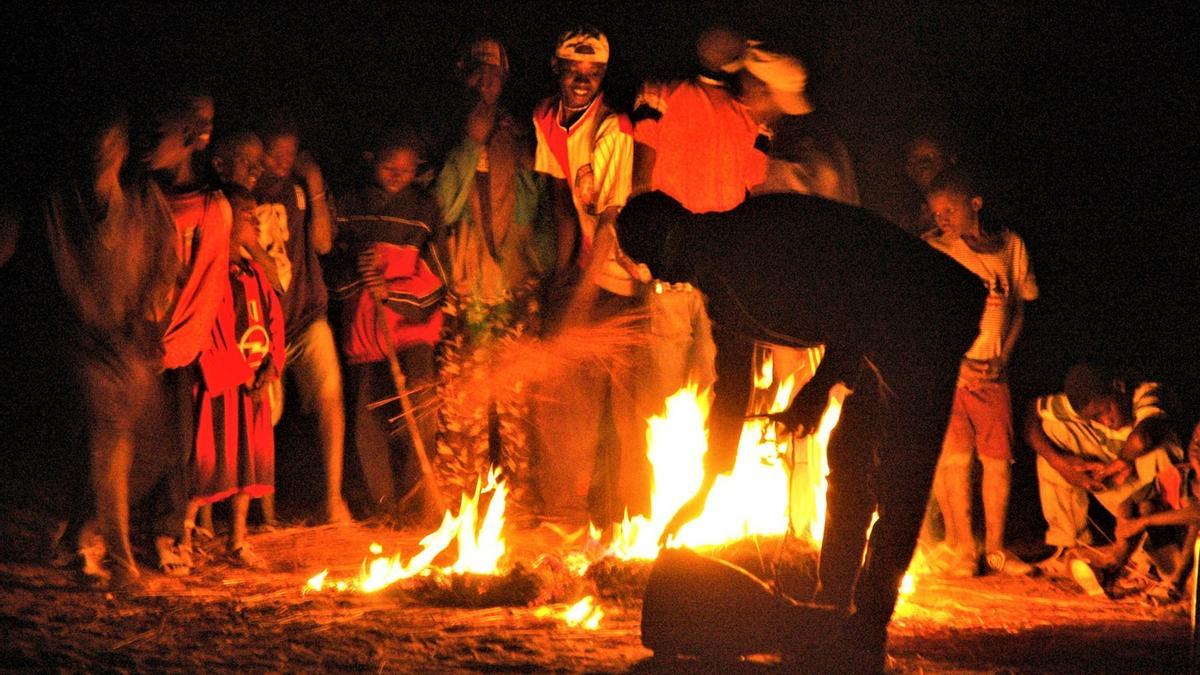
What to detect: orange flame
<box><xmin>604</xmin><ymin>345</ymin><xmax>851</xmax><ymax>559</ymax></box>
<box><xmin>305</xmin><ymin>467</ymin><xmax>508</xmax><ymax>593</ymax></box>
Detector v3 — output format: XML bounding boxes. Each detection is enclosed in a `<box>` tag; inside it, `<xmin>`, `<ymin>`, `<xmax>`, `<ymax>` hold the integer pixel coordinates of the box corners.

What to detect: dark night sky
<box><xmin>3</xmin><ymin>1</ymin><xmax>1198</xmax><ymax>417</ymax></box>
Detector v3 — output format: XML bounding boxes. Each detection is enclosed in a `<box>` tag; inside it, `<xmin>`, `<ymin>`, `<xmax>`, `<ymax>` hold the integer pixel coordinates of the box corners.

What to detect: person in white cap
<box><xmin>737</xmin><ymin>45</ymin><xmax>860</xmax><ymax>206</ymax></box>
<box><xmin>529</xmin><ymin>25</ymin><xmax>641</xmax><ymax>530</ymax></box>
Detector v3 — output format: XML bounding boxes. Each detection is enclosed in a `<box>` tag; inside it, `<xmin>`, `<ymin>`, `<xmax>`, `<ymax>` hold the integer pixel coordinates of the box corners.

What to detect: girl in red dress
<box><xmin>184</xmin><ymin>188</ymin><xmax>284</xmax><ymax>568</ymax></box>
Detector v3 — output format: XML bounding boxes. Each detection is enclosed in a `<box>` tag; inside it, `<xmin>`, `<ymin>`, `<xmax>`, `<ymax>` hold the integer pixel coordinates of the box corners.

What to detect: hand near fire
<box><xmin>1093</xmin><ymin>457</ymin><xmax>1133</xmax><ymax>488</ymax></box>
<box><xmin>1053</xmin><ymin>454</ymin><xmax>1107</xmax><ymax>492</ymax></box>
<box><xmin>658</xmin><ymin>472</ymin><xmax>717</xmax><ymax>547</ymax></box>
<box><xmin>767</xmin><ymin>383</ymin><xmax>829</xmax><ymax>436</ymax></box>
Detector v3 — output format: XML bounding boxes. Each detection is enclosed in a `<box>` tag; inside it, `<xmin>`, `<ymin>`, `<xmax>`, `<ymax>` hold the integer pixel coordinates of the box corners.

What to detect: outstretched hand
<box><xmin>768</xmin><ymin>384</ymin><xmax>829</xmax><ymax>436</ymax></box>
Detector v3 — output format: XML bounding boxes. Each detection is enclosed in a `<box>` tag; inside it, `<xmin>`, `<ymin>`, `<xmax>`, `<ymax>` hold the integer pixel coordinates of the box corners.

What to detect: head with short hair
<box><xmin>366</xmin><ymin>128</ymin><xmax>425</xmax><ymax>195</ymax></box>
<box><xmin>210</xmin><ymin>131</ymin><xmax>265</xmax><ymax>191</ymax></box>
<box><xmin>926</xmin><ymin>168</ymin><xmax>983</xmax><ymax>240</ymax></box>
<box><xmin>696</xmin><ymin>27</ymin><xmax>745</xmax><ymax>73</ymax></box>
<box><xmin>258</xmin><ymin>110</ymin><xmax>302</xmax><ymax>179</ymax></box>
<box><xmin>1064</xmin><ymin>362</ymin><xmax>1130</xmax><ymax>429</ymax></box>
<box><xmin>615</xmin><ymin>191</ymin><xmax>695</xmax><ymax>283</ymax></box>
<box><xmin>552</xmin><ymin>25</ymin><xmax>609</xmax><ymax>110</ymax></box>
<box><xmin>905</xmin><ymin>135</ymin><xmax>956</xmax><ymax>192</ymax></box>
<box><xmin>137</xmin><ymin>88</ymin><xmax>215</xmax><ymax>173</ymax></box>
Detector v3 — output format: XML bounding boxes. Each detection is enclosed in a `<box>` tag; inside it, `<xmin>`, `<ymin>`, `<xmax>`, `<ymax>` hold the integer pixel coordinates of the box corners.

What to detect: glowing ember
<box><xmin>305</xmin><ymin>467</ymin><xmax>509</xmax><ymax>593</ymax></box>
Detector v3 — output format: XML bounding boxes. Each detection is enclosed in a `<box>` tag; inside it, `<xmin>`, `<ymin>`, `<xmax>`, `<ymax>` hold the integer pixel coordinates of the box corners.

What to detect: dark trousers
<box><xmin>531</xmin><ymin>287</ymin><xmax>645</xmax><ymax>525</ymax></box>
<box><xmin>347</xmin><ymin>346</ymin><xmax>436</xmax><ymax>511</ymax></box>
<box><xmin>815</xmin><ymin>353</ymin><xmax>960</xmax><ymax>647</ymax></box>
<box><xmin>708</xmin><ymin>327</ymin><xmax>757</xmax><ymax>474</ymax></box>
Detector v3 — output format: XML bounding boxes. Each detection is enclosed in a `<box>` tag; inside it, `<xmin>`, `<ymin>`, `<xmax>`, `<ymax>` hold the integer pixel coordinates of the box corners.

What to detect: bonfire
<box><xmin>304</xmin><ymin>331</ymin><xmax>924</xmax><ymax>630</ymax></box>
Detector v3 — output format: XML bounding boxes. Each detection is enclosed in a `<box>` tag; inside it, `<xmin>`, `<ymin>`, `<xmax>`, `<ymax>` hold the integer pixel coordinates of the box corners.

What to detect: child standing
<box><xmin>333</xmin><ymin>131</ymin><xmax>448</xmax><ymax>518</ymax></box>
<box><xmin>923</xmin><ymin>169</ymin><xmax>1038</xmax><ymax>576</ymax></box>
<box><xmin>183</xmin><ymin>187</ymin><xmax>284</xmax><ymax>568</ymax></box>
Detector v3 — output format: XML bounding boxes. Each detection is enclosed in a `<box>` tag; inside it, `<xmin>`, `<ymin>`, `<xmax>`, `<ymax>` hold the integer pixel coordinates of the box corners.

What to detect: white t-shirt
<box><xmin>1036</xmin><ymin>382</ymin><xmax>1167</xmax><ymax>463</ymax></box>
<box><xmin>533</xmin><ymin>94</ymin><xmax>634</xmax><ymax>295</ymax></box>
<box><xmin>926</xmin><ymin>229</ymin><xmax>1038</xmax><ymax>361</ymax></box>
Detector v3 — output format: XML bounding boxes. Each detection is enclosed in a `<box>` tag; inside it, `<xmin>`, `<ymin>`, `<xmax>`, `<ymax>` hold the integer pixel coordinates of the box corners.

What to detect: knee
<box><xmin>937</xmin><ymin>449</ymin><xmax>972</xmax><ymax>472</ymax></box>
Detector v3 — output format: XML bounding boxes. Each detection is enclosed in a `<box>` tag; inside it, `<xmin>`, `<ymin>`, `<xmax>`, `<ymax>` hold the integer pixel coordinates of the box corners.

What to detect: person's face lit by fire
<box><xmin>927</xmin><ymin>189</ymin><xmax>982</xmax><ymax>241</ymax></box>
<box><xmin>373</xmin><ymin>147</ymin><xmax>420</xmax><ymax>195</ymax></box>
<box><xmin>189</xmin><ymin>97</ymin><xmax>215</xmax><ymax>152</ymax></box>
<box><xmin>146</xmin><ymin>96</ymin><xmax>215</xmax><ymax>172</ymax></box>
<box><xmin>1084</xmin><ymin>393</ymin><xmax>1128</xmax><ymax>429</ymax></box>
<box><xmin>556</xmin><ymin>59</ymin><xmax>605</xmax><ymax>110</ymax></box>
<box><xmin>214</xmin><ymin>139</ymin><xmax>265</xmax><ymax>191</ymax></box>
<box><xmin>263</xmin><ymin>134</ymin><xmax>299</xmax><ymax>179</ymax></box>
<box><xmin>1080</xmin><ymin>395</ymin><xmax>1130</xmax><ymax>430</ymax></box>
<box><xmin>468</xmin><ymin>64</ymin><xmax>506</xmax><ymax>106</ymax></box>
<box><xmin>905</xmin><ymin>137</ymin><xmax>949</xmax><ymax>192</ymax></box>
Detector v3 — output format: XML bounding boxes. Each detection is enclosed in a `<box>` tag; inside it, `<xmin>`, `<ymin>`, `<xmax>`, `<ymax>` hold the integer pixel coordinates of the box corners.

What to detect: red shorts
<box><xmin>941</xmin><ymin>380</ymin><xmax>1014</xmax><ymax>461</ymax></box>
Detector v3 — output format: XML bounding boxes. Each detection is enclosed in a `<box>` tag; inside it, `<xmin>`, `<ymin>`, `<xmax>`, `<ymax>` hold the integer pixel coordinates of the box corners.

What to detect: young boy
<box><xmin>923</xmin><ymin>169</ymin><xmax>1038</xmax><ymax>576</ymax></box>
<box><xmin>1025</xmin><ymin>362</ymin><xmax>1183</xmax><ymax>594</ymax></box>
<box><xmin>252</xmin><ymin>115</ymin><xmax>351</xmax><ymax>525</ymax></box>
<box><xmin>1115</xmin><ymin>420</ymin><xmax>1200</xmax><ymax>600</ymax></box>
<box><xmin>184</xmin><ymin>187</ymin><xmax>284</xmax><ymax>568</ymax></box>
<box><xmin>333</xmin><ymin>130</ymin><xmax>448</xmax><ymax>518</ymax></box>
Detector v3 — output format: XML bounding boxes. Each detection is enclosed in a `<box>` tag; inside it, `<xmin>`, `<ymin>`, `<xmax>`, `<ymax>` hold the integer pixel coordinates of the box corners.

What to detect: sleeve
<box><xmin>329</xmin><ymin>202</ymin><xmax>365</xmax><ymax>301</ymax></box>
<box><xmin>532</xmin><ymin>111</ymin><xmax>565</xmax><ymax>179</ymax></box>
<box><xmin>434</xmin><ymin>137</ymin><xmax>483</xmax><ymax>225</ymax></box>
<box><xmin>422</xmin><ymin>196</ymin><xmax>450</xmax><ymax>288</ymax></box>
<box><xmin>260</xmin><ymin>264</ymin><xmax>286</xmax><ymax>375</ymax></box>
<box><xmin>631</xmin><ymin>81</ymin><xmax>668</xmax><ymax>149</ymax></box>
<box><xmin>162</xmin><ymin>193</ymin><xmax>233</xmax><ymax>369</ymax></box>
<box><xmin>1011</xmin><ymin>233</ymin><xmax>1039</xmax><ymax>301</ymax></box>
<box><xmin>590</xmin><ymin>115</ymin><xmax>634</xmax><ymax>213</ymax></box>
<box><xmin>197</xmin><ymin>284</ymin><xmax>254</xmax><ymax>391</ymax></box>
<box><xmin>1132</xmin><ymin>382</ymin><xmax>1167</xmax><ymax>424</ymax></box>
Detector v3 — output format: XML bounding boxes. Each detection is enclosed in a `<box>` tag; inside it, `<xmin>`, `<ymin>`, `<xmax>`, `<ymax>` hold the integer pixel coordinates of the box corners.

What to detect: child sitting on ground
<box><xmin>182</xmin><ymin>186</ymin><xmax>285</xmax><ymax>569</ymax></box>
<box><xmin>1114</xmin><ymin>420</ymin><xmax>1200</xmax><ymax>601</ymax></box>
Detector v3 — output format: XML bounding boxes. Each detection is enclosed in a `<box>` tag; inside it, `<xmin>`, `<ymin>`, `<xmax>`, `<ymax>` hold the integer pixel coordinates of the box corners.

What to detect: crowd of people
<box><xmin>1</xmin><ymin>21</ymin><xmax>1196</xmax><ymax>672</ymax></box>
